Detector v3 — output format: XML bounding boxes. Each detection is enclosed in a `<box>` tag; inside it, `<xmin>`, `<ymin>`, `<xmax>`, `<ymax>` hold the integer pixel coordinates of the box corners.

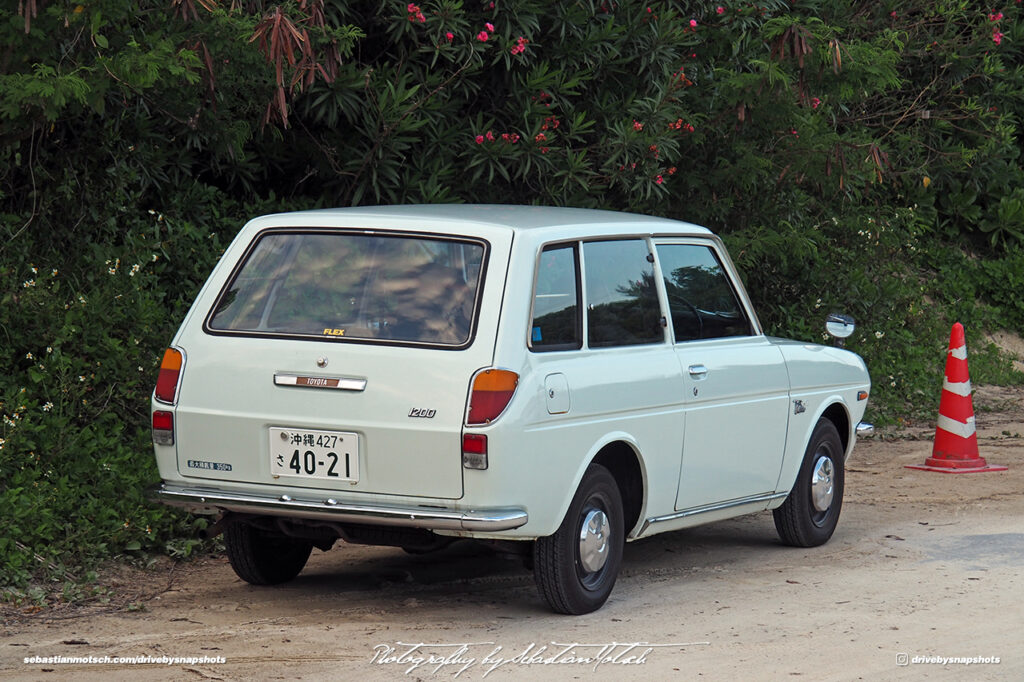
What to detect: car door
<box><xmin>654</xmin><ymin>241</ymin><xmax>791</xmax><ymax>511</ymax></box>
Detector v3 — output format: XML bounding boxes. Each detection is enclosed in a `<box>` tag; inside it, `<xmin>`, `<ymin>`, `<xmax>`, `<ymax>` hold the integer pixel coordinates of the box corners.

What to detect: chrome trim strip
<box><xmin>856</xmin><ymin>421</ymin><xmax>875</xmax><ymax>438</ymax></box>
<box><xmin>148</xmin><ymin>484</ymin><xmax>527</xmax><ymax>532</ymax></box>
<box><xmin>640</xmin><ymin>492</ymin><xmax>788</xmax><ymax>535</ymax></box>
<box><xmin>274</xmin><ymin>373</ymin><xmax>367</xmax><ymax>392</ymax></box>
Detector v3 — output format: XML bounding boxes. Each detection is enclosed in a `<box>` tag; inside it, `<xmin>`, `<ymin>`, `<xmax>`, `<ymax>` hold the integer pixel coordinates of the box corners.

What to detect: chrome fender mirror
<box><xmin>825</xmin><ymin>313</ymin><xmax>855</xmax><ymax>346</ymax></box>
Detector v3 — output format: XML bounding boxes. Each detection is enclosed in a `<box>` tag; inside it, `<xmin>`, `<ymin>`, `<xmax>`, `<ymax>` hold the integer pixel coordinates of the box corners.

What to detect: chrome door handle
<box><xmin>688</xmin><ymin>364</ymin><xmax>708</xmax><ymax>379</ymax></box>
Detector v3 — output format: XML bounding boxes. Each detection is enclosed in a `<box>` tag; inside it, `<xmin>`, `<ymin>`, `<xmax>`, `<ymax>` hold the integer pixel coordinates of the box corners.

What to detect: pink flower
<box><xmin>993</xmin><ymin>30</ymin><xmax>1004</xmax><ymax>44</ymax></box>
<box><xmin>811</xmin><ymin>97</ymin><xmax>821</xmax><ymax>109</ymax></box>
<box><xmin>989</xmin><ymin>12</ymin><xmax>1004</xmax><ymax>21</ymax></box>
<box><xmin>689</xmin><ymin>19</ymin><xmax>697</xmax><ymax>27</ymax></box>
<box><xmin>445</xmin><ymin>31</ymin><xmax>454</xmax><ymax>42</ymax></box>
<box><xmin>633</xmin><ymin>120</ymin><xmax>643</xmax><ymax>131</ymax></box>
<box><xmin>406</xmin><ymin>3</ymin><xmax>425</xmax><ymax>22</ymax></box>
<box><xmin>486</xmin><ymin>130</ymin><xmax>495</xmax><ymax>141</ymax></box>
<box><xmin>475</xmin><ymin>135</ymin><xmax>484</xmax><ymax>144</ymax></box>
<box><xmin>477</xmin><ymin>31</ymin><xmax>489</xmax><ymax>41</ymax></box>
<box><xmin>485</xmin><ymin>22</ymin><xmax>495</xmax><ymax>32</ymax></box>
<box><xmin>655</xmin><ymin>175</ymin><xmax>664</xmax><ymax>184</ymax></box>
<box><xmin>716</xmin><ymin>6</ymin><xmax>724</xmax><ymax>14</ymax></box>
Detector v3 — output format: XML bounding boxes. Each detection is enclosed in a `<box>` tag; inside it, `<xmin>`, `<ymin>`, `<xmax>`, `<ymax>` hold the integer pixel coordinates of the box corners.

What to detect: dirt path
<box><xmin>3</xmin><ymin>387</ymin><xmax>1023</xmax><ymax>681</ymax></box>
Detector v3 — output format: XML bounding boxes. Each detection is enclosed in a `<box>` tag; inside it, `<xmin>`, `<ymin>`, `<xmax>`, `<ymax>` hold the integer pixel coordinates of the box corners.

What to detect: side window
<box><xmin>583</xmin><ymin>240</ymin><xmax>663</xmax><ymax>347</ymax></box>
<box><xmin>656</xmin><ymin>243</ymin><xmax>751</xmax><ymax>342</ymax></box>
<box><xmin>529</xmin><ymin>244</ymin><xmax>581</xmax><ymax>351</ymax></box>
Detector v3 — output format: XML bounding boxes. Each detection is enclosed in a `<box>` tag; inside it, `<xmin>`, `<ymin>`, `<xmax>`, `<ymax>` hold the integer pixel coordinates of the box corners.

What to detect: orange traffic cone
<box><xmin>906</xmin><ymin>323</ymin><xmax>1007</xmax><ymax>473</ymax></box>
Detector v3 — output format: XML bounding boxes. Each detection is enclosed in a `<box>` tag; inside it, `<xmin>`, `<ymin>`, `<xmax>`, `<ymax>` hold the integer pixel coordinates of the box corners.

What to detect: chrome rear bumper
<box><xmin>148</xmin><ymin>484</ymin><xmax>528</xmax><ymax>532</ymax></box>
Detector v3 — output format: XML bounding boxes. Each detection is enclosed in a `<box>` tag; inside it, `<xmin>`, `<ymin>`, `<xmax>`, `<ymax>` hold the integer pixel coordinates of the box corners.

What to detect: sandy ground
<box><xmin>2</xmin><ymin>387</ymin><xmax>1023</xmax><ymax>681</ymax></box>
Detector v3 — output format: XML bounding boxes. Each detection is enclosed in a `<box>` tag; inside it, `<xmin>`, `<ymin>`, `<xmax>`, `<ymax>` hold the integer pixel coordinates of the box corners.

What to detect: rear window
<box><xmin>207</xmin><ymin>231</ymin><xmax>487</xmax><ymax>347</ymax></box>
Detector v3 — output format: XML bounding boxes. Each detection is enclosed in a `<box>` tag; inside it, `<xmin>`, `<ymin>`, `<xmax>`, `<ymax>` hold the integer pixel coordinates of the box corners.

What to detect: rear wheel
<box><xmin>224</xmin><ymin>522</ymin><xmax>313</xmax><ymax>585</ymax></box>
<box><xmin>534</xmin><ymin>464</ymin><xmax>624</xmax><ymax>615</ymax></box>
<box><xmin>774</xmin><ymin>418</ymin><xmax>845</xmax><ymax>547</ymax></box>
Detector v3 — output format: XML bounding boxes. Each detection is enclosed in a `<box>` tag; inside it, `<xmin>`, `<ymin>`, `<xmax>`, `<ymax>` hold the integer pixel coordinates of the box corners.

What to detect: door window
<box><xmin>583</xmin><ymin>240</ymin><xmax>663</xmax><ymax>347</ymax></box>
<box><xmin>656</xmin><ymin>243</ymin><xmax>750</xmax><ymax>342</ymax></box>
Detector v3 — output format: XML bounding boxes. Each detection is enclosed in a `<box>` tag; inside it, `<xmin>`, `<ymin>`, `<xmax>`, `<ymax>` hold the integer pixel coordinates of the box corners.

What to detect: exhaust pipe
<box><xmin>198</xmin><ymin>514</ymin><xmax>231</xmax><ymax>540</ymax></box>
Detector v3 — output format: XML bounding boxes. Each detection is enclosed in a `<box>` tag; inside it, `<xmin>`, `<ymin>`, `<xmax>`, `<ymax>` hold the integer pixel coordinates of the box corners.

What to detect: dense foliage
<box><xmin>2</xmin><ymin>0</ymin><xmax>1022</xmax><ymax>596</ymax></box>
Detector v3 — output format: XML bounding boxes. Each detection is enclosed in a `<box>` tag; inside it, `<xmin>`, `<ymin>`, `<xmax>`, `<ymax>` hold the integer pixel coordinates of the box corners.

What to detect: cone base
<box><xmin>905</xmin><ymin>463</ymin><xmax>1008</xmax><ymax>474</ymax></box>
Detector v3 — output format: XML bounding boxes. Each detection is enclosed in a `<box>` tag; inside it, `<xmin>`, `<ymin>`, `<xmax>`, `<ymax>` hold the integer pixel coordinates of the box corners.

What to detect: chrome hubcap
<box><xmin>578</xmin><ymin>509</ymin><xmax>610</xmax><ymax>573</ymax></box>
<box><xmin>811</xmin><ymin>456</ymin><xmax>835</xmax><ymax>512</ymax></box>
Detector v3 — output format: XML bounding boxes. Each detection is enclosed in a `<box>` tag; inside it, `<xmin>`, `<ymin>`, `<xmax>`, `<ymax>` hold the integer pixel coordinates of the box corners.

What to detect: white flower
<box><xmin>78</xmin><ymin>295</ymin><xmax>87</xmax><ymax>305</ymax></box>
<box><xmin>51</xmin><ymin>269</ymin><xmax>58</xmax><ymax>276</ymax></box>
<box><xmin>22</xmin><ymin>279</ymin><xmax>35</xmax><ymax>288</ymax></box>
<box><xmin>129</xmin><ymin>263</ymin><xmax>140</xmax><ymax>277</ymax></box>
<box><xmin>25</xmin><ymin>352</ymin><xmax>33</xmax><ymax>360</ymax></box>
<box><xmin>46</xmin><ymin>346</ymin><xmax>52</xmax><ymax>354</ymax></box>
<box><xmin>151</xmin><ymin>254</ymin><xmax>159</xmax><ymax>262</ymax></box>
<box><xmin>78</xmin><ymin>375</ymin><xmax>86</xmax><ymax>382</ymax></box>
<box><xmin>30</xmin><ymin>266</ymin><xmax>38</xmax><ymax>274</ymax></box>
<box><xmin>42</xmin><ymin>402</ymin><xmax>53</xmax><ymax>412</ymax></box>
<box><xmin>875</xmin><ymin>331</ymin><xmax>885</xmax><ymax>339</ymax></box>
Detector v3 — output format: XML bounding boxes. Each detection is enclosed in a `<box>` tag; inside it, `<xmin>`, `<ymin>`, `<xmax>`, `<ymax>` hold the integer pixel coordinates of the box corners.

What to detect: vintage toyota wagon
<box><xmin>149</xmin><ymin>205</ymin><xmax>872</xmax><ymax>614</ymax></box>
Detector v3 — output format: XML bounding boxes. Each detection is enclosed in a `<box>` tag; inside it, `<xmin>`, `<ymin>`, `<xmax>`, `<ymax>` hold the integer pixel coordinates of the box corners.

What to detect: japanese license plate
<box><xmin>269</xmin><ymin>427</ymin><xmax>359</xmax><ymax>482</ymax></box>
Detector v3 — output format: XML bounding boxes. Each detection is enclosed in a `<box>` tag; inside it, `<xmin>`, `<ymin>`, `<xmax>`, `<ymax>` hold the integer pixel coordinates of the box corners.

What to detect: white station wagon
<box><xmin>150</xmin><ymin>205</ymin><xmax>872</xmax><ymax>614</ymax></box>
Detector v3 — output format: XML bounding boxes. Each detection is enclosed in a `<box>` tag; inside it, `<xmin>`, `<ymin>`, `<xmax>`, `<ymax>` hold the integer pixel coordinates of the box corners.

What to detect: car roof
<box><xmin>246</xmin><ymin>204</ymin><xmax>713</xmax><ymax>236</ymax></box>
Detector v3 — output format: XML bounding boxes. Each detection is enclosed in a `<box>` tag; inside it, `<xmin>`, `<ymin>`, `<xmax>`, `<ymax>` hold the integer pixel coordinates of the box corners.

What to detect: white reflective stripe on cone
<box><xmin>948</xmin><ymin>345</ymin><xmax>968</xmax><ymax>360</ymax></box>
<box><xmin>937</xmin><ymin>414</ymin><xmax>977</xmax><ymax>439</ymax></box>
<box><xmin>942</xmin><ymin>379</ymin><xmax>972</xmax><ymax>397</ymax></box>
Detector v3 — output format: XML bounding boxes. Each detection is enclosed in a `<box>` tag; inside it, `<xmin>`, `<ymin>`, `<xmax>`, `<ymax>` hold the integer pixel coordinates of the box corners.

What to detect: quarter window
<box><xmin>656</xmin><ymin>243</ymin><xmax>751</xmax><ymax>341</ymax></box>
<box><xmin>583</xmin><ymin>240</ymin><xmax>663</xmax><ymax>347</ymax></box>
<box><xmin>529</xmin><ymin>245</ymin><xmax>581</xmax><ymax>351</ymax></box>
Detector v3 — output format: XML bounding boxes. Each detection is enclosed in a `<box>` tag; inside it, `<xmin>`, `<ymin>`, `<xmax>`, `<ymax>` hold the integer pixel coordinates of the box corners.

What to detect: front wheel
<box><xmin>774</xmin><ymin>418</ymin><xmax>845</xmax><ymax>547</ymax></box>
<box><xmin>534</xmin><ymin>464</ymin><xmax>625</xmax><ymax>615</ymax></box>
<box><xmin>224</xmin><ymin>522</ymin><xmax>313</xmax><ymax>585</ymax></box>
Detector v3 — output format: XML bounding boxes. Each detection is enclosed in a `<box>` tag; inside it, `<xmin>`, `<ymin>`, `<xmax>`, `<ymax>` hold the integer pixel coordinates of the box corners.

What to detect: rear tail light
<box><xmin>466</xmin><ymin>369</ymin><xmax>519</xmax><ymax>425</ymax></box>
<box><xmin>462</xmin><ymin>433</ymin><xmax>488</xmax><ymax>470</ymax></box>
<box><xmin>154</xmin><ymin>348</ymin><xmax>183</xmax><ymax>404</ymax></box>
<box><xmin>152</xmin><ymin>410</ymin><xmax>174</xmax><ymax>446</ymax></box>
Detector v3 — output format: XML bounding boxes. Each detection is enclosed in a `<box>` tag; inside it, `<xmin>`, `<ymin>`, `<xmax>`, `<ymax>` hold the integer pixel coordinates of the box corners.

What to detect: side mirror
<box><xmin>825</xmin><ymin>313</ymin><xmax>855</xmax><ymax>347</ymax></box>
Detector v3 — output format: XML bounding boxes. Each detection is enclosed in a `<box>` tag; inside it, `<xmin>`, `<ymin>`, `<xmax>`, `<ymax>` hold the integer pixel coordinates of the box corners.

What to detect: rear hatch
<box><xmin>171</xmin><ymin>229</ymin><xmax>504</xmax><ymax>500</ymax></box>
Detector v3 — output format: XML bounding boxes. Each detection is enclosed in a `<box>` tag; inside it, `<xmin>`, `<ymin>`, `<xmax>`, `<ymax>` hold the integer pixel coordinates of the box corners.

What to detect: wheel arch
<box><xmin>589</xmin><ymin>439</ymin><xmax>646</xmax><ymax>538</ymax></box>
<box><xmin>819</xmin><ymin>400</ymin><xmax>851</xmax><ymax>456</ymax></box>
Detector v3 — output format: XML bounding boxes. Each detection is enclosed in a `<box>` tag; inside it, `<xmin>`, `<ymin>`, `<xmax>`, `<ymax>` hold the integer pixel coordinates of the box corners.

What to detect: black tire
<box><xmin>224</xmin><ymin>522</ymin><xmax>313</xmax><ymax>585</ymax></box>
<box><xmin>534</xmin><ymin>464</ymin><xmax>624</xmax><ymax>615</ymax></box>
<box><xmin>774</xmin><ymin>418</ymin><xmax>845</xmax><ymax>547</ymax></box>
